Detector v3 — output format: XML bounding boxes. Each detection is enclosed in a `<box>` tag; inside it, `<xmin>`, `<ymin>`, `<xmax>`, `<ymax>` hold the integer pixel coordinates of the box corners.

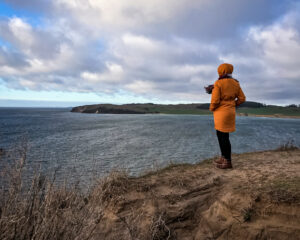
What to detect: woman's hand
<box><xmin>204</xmin><ymin>84</ymin><xmax>214</xmax><ymax>94</ymax></box>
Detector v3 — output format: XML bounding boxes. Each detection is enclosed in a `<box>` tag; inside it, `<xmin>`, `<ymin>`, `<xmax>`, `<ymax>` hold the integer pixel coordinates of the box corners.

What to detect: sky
<box><xmin>0</xmin><ymin>0</ymin><xmax>300</xmax><ymax>107</ymax></box>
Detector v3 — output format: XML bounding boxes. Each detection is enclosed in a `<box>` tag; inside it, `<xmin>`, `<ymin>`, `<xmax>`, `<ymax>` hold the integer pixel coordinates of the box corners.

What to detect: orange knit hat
<box><xmin>217</xmin><ymin>63</ymin><xmax>234</xmax><ymax>76</ymax></box>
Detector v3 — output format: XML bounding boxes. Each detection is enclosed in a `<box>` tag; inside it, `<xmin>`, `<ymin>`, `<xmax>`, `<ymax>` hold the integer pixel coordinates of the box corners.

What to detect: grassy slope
<box><xmin>138</xmin><ymin>104</ymin><xmax>210</xmax><ymax>115</ymax></box>
<box><xmin>151</xmin><ymin>105</ymin><xmax>300</xmax><ymax>116</ymax></box>
<box><xmin>147</xmin><ymin>104</ymin><xmax>300</xmax><ymax>116</ymax></box>
<box><xmin>123</xmin><ymin>104</ymin><xmax>300</xmax><ymax>116</ymax></box>
<box><xmin>72</xmin><ymin>102</ymin><xmax>300</xmax><ymax>116</ymax></box>
<box><xmin>236</xmin><ymin>106</ymin><xmax>300</xmax><ymax>116</ymax></box>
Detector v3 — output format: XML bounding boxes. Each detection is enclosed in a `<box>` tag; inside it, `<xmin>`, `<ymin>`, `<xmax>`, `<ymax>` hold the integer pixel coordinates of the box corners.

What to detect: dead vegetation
<box><xmin>0</xmin><ymin>145</ymin><xmax>300</xmax><ymax>239</ymax></box>
<box><xmin>0</xmin><ymin>145</ymin><xmax>103</xmax><ymax>240</ymax></box>
<box><xmin>275</xmin><ymin>139</ymin><xmax>299</xmax><ymax>151</ymax></box>
<box><xmin>265</xmin><ymin>177</ymin><xmax>300</xmax><ymax>204</ymax></box>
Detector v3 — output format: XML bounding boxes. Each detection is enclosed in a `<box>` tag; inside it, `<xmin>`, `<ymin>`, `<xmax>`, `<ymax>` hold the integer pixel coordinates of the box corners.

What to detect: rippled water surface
<box><xmin>1</xmin><ymin>108</ymin><xmax>299</xmax><ymax>183</ymax></box>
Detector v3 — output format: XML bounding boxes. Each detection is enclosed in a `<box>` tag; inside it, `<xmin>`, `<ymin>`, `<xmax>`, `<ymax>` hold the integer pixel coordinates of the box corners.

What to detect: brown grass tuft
<box><xmin>91</xmin><ymin>170</ymin><xmax>131</xmax><ymax>206</ymax></box>
<box><xmin>266</xmin><ymin>177</ymin><xmax>300</xmax><ymax>204</ymax></box>
<box><xmin>275</xmin><ymin>139</ymin><xmax>299</xmax><ymax>151</ymax></box>
<box><xmin>0</xmin><ymin>146</ymin><xmax>103</xmax><ymax>240</ymax></box>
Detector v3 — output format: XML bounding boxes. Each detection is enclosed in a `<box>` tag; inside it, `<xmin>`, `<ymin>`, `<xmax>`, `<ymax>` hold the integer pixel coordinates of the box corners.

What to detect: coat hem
<box><xmin>214</xmin><ymin>127</ymin><xmax>235</xmax><ymax>133</ymax></box>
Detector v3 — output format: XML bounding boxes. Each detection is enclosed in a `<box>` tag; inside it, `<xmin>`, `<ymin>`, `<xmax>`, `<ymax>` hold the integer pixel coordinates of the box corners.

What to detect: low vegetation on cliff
<box><xmin>1</xmin><ymin>144</ymin><xmax>300</xmax><ymax>239</ymax></box>
<box><xmin>71</xmin><ymin>101</ymin><xmax>300</xmax><ymax>117</ymax></box>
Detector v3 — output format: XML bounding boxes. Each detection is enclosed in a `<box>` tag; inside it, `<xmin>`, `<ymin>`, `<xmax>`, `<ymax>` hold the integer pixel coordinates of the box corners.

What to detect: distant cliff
<box><xmin>71</xmin><ymin>103</ymin><xmax>209</xmax><ymax>114</ymax></box>
<box><xmin>71</xmin><ymin>104</ymin><xmax>148</xmax><ymax>114</ymax></box>
<box><xmin>71</xmin><ymin>102</ymin><xmax>300</xmax><ymax>117</ymax></box>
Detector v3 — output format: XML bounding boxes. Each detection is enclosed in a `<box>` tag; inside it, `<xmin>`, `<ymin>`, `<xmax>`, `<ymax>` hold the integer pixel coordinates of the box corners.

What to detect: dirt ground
<box><xmin>94</xmin><ymin>148</ymin><xmax>300</xmax><ymax>240</ymax></box>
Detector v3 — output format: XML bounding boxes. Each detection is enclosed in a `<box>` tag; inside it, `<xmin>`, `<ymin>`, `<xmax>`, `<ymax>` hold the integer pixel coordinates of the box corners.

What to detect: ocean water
<box><xmin>0</xmin><ymin>108</ymin><xmax>299</xmax><ymax>184</ymax></box>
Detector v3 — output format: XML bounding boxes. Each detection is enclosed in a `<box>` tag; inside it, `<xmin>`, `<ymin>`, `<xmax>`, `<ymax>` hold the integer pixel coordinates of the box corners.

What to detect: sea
<box><xmin>0</xmin><ymin>107</ymin><xmax>299</xmax><ymax>185</ymax></box>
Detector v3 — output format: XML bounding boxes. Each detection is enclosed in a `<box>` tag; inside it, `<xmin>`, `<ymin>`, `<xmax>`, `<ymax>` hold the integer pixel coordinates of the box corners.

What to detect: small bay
<box><xmin>1</xmin><ymin>108</ymin><xmax>299</xmax><ymax>184</ymax></box>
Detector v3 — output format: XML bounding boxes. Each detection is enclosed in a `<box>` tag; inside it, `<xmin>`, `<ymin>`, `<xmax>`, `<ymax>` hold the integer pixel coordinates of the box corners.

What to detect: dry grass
<box><xmin>1</xmin><ymin>141</ymin><xmax>299</xmax><ymax>240</ymax></box>
<box><xmin>91</xmin><ymin>170</ymin><xmax>131</xmax><ymax>206</ymax></box>
<box><xmin>0</xmin><ymin>145</ymin><xmax>174</xmax><ymax>240</ymax></box>
<box><xmin>150</xmin><ymin>213</ymin><xmax>171</xmax><ymax>240</ymax></box>
<box><xmin>0</xmin><ymin>145</ymin><xmax>104</xmax><ymax>240</ymax></box>
<box><xmin>265</xmin><ymin>177</ymin><xmax>300</xmax><ymax>204</ymax></box>
<box><xmin>275</xmin><ymin>139</ymin><xmax>299</xmax><ymax>151</ymax></box>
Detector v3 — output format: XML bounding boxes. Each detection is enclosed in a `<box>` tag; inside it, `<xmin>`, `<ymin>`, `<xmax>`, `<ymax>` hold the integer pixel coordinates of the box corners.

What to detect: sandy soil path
<box><xmin>95</xmin><ymin>149</ymin><xmax>300</xmax><ymax>239</ymax></box>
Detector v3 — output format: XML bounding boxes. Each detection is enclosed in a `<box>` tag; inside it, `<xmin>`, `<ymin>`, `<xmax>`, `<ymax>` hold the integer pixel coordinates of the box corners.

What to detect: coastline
<box><xmin>1</xmin><ymin>148</ymin><xmax>300</xmax><ymax>239</ymax></box>
<box><xmin>70</xmin><ymin>102</ymin><xmax>300</xmax><ymax>118</ymax></box>
<box><xmin>93</xmin><ymin>148</ymin><xmax>300</xmax><ymax>239</ymax></box>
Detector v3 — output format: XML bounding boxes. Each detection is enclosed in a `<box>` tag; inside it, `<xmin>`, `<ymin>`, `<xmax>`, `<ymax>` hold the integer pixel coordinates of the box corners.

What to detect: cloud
<box><xmin>0</xmin><ymin>0</ymin><xmax>299</xmax><ymax>104</ymax></box>
<box><xmin>52</xmin><ymin>0</ymin><xmax>202</xmax><ymax>32</ymax></box>
<box><xmin>81</xmin><ymin>62</ymin><xmax>124</xmax><ymax>84</ymax></box>
<box><xmin>220</xmin><ymin>7</ymin><xmax>300</xmax><ymax>104</ymax></box>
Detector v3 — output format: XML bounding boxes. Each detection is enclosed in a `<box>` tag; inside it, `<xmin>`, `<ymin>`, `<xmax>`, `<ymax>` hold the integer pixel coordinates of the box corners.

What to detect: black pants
<box><xmin>216</xmin><ymin>130</ymin><xmax>231</xmax><ymax>161</ymax></box>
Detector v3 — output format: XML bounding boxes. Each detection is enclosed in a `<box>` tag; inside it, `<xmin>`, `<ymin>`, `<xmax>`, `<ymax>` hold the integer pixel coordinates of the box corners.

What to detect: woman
<box><xmin>209</xmin><ymin>63</ymin><xmax>246</xmax><ymax>169</ymax></box>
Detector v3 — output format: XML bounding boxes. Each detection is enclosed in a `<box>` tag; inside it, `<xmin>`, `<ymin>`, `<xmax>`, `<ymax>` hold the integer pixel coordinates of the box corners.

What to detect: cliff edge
<box><xmin>94</xmin><ymin>148</ymin><xmax>300</xmax><ymax>239</ymax></box>
<box><xmin>1</xmin><ymin>148</ymin><xmax>299</xmax><ymax>239</ymax></box>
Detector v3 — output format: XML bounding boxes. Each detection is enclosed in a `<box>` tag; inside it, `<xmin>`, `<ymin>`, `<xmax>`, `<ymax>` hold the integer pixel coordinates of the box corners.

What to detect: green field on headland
<box><xmin>71</xmin><ymin>101</ymin><xmax>300</xmax><ymax>118</ymax></box>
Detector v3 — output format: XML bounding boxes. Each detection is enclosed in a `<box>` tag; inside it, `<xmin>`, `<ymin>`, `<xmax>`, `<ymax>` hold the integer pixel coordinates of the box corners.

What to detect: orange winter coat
<box><xmin>210</xmin><ymin>64</ymin><xmax>246</xmax><ymax>133</ymax></box>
